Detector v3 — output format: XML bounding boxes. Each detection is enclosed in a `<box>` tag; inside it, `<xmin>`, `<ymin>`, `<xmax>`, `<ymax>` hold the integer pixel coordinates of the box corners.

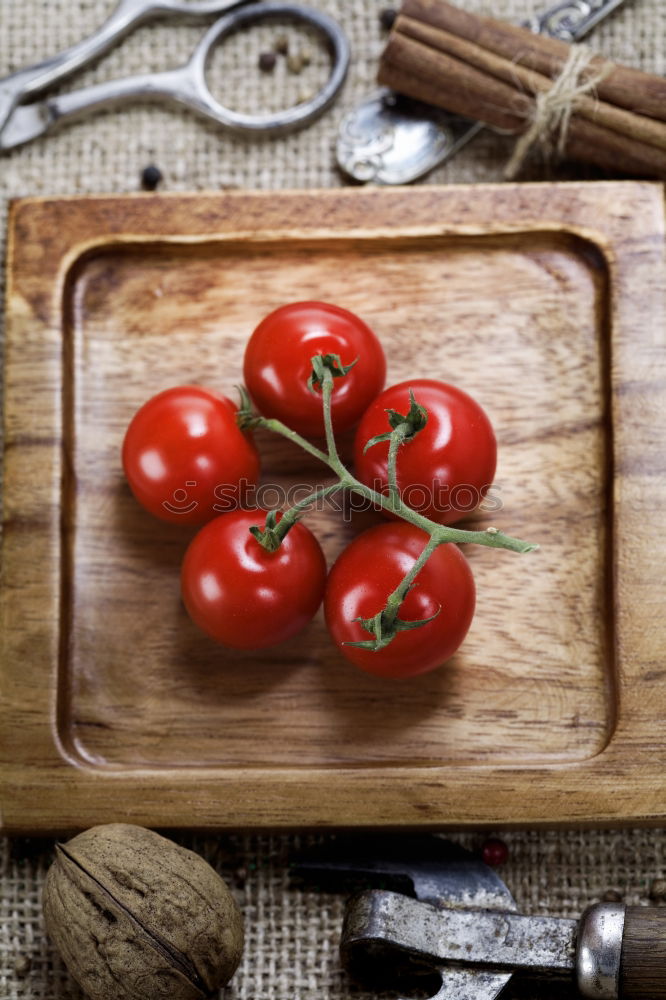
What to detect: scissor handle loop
<box><xmin>189</xmin><ymin>1</ymin><xmax>350</xmax><ymax>136</ymax></box>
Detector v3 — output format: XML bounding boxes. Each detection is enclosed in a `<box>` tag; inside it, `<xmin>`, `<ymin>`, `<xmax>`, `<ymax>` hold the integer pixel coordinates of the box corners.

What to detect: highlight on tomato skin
<box><xmin>324</xmin><ymin>522</ymin><xmax>476</xmax><ymax>680</ymax></box>
<box><xmin>353</xmin><ymin>379</ymin><xmax>497</xmax><ymax>527</ymax></box>
<box><xmin>242</xmin><ymin>301</ymin><xmax>387</xmax><ymax>439</ymax></box>
<box><xmin>181</xmin><ymin>509</ymin><xmax>328</xmax><ymax>650</ymax></box>
<box><xmin>121</xmin><ymin>386</ymin><xmax>260</xmax><ymax>526</ymax></box>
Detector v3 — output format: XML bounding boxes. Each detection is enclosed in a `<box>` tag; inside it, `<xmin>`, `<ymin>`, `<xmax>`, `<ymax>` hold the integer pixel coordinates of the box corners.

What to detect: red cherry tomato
<box><xmin>324</xmin><ymin>522</ymin><xmax>475</xmax><ymax>679</ymax></box>
<box><xmin>354</xmin><ymin>379</ymin><xmax>497</xmax><ymax>526</ymax></box>
<box><xmin>181</xmin><ymin>509</ymin><xmax>327</xmax><ymax>649</ymax></box>
<box><xmin>122</xmin><ymin>386</ymin><xmax>259</xmax><ymax>525</ymax></box>
<box><xmin>243</xmin><ymin>301</ymin><xmax>386</xmax><ymax>438</ymax></box>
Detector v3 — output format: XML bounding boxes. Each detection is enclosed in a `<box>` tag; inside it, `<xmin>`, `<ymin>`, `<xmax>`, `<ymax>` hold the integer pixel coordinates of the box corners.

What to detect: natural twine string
<box><xmin>504</xmin><ymin>44</ymin><xmax>611</xmax><ymax>178</ymax></box>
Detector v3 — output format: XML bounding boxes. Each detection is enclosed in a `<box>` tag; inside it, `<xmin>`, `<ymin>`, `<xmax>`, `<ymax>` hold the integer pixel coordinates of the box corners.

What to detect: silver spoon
<box><xmin>336</xmin><ymin>0</ymin><xmax>628</xmax><ymax>185</ymax></box>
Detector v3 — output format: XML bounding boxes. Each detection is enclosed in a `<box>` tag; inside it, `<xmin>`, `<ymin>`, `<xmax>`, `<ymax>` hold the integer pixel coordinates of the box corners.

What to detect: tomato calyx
<box><xmin>249</xmin><ymin>483</ymin><xmax>342</xmax><ymax>553</ymax></box>
<box><xmin>248</xmin><ymin>509</ymin><xmax>283</xmax><ymax>552</ymax></box>
<box><xmin>363</xmin><ymin>389</ymin><xmax>428</xmax><ymax>453</ymax></box>
<box><xmin>348</xmin><ymin>604</ymin><xmax>442</xmax><ymax>651</ymax></box>
<box><xmin>308</xmin><ymin>353</ymin><xmax>358</xmax><ymax>392</ymax></box>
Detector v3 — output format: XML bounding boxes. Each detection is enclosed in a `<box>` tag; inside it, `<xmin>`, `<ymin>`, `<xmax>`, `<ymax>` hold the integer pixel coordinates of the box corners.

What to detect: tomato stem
<box><xmin>258</xmin><ymin>417</ymin><xmax>330</xmax><ymax>466</ymax></box>
<box><xmin>243</xmin><ymin>379</ymin><xmax>537</xmax><ymax>556</ymax></box>
<box><xmin>319</xmin><ymin>366</ymin><xmax>341</xmax><ymax>466</ymax></box>
<box><xmin>271</xmin><ymin>483</ymin><xmax>342</xmax><ymax>546</ymax></box>
<box><xmin>384</xmin><ymin>533</ymin><xmax>440</xmax><ymax>627</ymax></box>
<box><xmin>237</xmin><ymin>355</ymin><xmax>537</xmax><ymax>648</ymax></box>
<box><xmin>386</xmin><ymin>421</ymin><xmax>409</xmax><ymax>505</ymax></box>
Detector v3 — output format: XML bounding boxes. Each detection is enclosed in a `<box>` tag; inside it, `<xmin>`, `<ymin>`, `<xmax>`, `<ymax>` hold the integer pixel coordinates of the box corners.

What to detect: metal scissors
<box><xmin>0</xmin><ymin>0</ymin><xmax>350</xmax><ymax>153</ymax></box>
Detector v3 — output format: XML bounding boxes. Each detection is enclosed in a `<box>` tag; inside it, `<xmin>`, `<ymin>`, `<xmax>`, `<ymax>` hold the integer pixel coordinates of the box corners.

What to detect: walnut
<box><xmin>43</xmin><ymin>824</ymin><xmax>244</xmax><ymax>1000</ymax></box>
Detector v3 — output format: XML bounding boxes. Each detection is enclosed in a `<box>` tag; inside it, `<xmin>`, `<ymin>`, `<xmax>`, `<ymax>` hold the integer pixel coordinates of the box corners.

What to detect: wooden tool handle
<box><xmin>578</xmin><ymin>904</ymin><xmax>666</xmax><ymax>999</ymax></box>
<box><xmin>620</xmin><ymin>908</ymin><xmax>666</xmax><ymax>999</ymax></box>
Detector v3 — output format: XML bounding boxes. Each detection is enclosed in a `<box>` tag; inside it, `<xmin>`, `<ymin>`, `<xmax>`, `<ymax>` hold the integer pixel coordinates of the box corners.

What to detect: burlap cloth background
<box><xmin>1</xmin><ymin>1</ymin><xmax>665</xmax><ymax>998</ymax></box>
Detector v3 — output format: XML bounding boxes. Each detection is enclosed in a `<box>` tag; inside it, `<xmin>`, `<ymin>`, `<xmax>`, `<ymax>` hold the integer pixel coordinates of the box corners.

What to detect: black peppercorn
<box><xmin>380</xmin><ymin>8</ymin><xmax>398</xmax><ymax>31</ymax></box>
<box><xmin>258</xmin><ymin>50</ymin><xmax>277</xmax><ymax>73</ymax></box>
<box><xmin>140</xmin><ymin>164</ymin><xmax>163</xmax><ymax>191</ymax></box>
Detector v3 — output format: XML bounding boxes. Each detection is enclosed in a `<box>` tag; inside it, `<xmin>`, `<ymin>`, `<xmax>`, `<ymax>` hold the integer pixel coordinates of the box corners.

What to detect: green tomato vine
<box><xmin>238</xmin><ymin>354</ymin><xmax>537</xmax><ymax>652</ymax></box>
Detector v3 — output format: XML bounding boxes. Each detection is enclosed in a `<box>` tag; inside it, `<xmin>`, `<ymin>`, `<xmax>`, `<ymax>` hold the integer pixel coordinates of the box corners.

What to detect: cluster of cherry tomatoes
<box><xmin>122</xmin><ymin>302</ymin><xmax>497</xmax><ymax>679</ymax></box>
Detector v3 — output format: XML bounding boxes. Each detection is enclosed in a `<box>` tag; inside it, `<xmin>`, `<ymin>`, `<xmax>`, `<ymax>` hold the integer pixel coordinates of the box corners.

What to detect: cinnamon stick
<box><xmin>565</xmin><ymin>118</ymin><xmax>666</xmax><ymax>178</ymax></box>
<box><xmin>380</xmin><ymin>38</ymin><xmax>666</xmax><ymax>178</ymax></box>
<box><xmin>378</xmin><ymin>0</ymin><xmax>666</xmax><ymax>177</ymax></box>
<box><xmin>401</xmin><ymin>0</ymin><xmax>666</xmax><ymax>124</ymax></box>
<box><xmin>397</xmin><ymin>14</ymin><xmax>666</xmax><ymax>152</ymax></box>
<box><xmin>382</xmin><ymin>28</ymin><xmax>530</xmax><ymax>133</ymax></box>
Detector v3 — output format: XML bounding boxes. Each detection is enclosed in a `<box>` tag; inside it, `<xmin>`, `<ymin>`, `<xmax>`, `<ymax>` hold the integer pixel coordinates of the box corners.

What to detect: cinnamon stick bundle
<box><xmin>378</xmin><ymin>0</ymin><xmax>666</xmax><ymax>178</ymax></box>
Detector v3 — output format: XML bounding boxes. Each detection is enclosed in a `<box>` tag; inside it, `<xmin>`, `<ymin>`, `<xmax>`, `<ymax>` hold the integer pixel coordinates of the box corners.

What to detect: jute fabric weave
<box><xmin>1</xmin><ymin>1</ymin><xmax>665</xmax><ymax>998</ymax></box>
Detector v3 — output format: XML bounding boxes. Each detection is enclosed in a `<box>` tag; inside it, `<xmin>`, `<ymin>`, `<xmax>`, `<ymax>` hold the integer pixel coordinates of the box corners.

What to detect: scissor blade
<box><xmin>0</xmin><ymin>101</ymin><xmax>52</xmax><ymax>152</ymax></box>
<box><xmin>0</xmin><ymin>85</ymin><xmax>21</xmax><ymax>141</ymax></box>
<box><xmin>343</xmin><ymin>890</ymin><xmax>577</xmax><ymax>978</ymax></box>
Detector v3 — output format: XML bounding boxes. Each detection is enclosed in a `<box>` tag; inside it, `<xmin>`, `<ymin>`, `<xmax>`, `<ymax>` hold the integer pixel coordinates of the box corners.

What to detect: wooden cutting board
<box><xmin>1</xmin><ymin>183</ymin><xmax>665</xmax><ymax>833</ymax></box>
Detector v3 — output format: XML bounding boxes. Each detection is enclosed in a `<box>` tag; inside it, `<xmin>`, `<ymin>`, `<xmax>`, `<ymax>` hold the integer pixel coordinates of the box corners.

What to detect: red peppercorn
<box><xmin>481</xmin><ymin>837</ymin><xmax>509</xmax><ymax>867</ymax></box>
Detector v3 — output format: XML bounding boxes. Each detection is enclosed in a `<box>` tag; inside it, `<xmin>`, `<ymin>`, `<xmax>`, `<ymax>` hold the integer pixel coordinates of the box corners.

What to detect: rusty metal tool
<box><xmin>292</xmin><ymin>836</ymin><xmax>666</xmax><ymax>1000</ymax></box>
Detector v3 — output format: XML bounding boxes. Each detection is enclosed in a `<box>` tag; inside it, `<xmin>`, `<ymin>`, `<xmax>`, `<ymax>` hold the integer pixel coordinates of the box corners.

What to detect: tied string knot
<box><xmin>505</xmin><ymin>44</ymin><xmax>612</xmax><ymax>178</ymax></box>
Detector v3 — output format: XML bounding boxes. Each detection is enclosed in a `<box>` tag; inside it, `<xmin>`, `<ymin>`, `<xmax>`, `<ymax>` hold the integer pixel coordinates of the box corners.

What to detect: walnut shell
<box><xmin>43</xmin><ymin>824</ymin><xmax>243</xmax><ymax>1000</ymax></box>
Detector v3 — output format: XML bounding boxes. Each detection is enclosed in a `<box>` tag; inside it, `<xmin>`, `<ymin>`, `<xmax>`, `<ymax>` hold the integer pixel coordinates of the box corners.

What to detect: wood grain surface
<box><xmin>1</xmin><ymin>183</ymin><xmax>664</xmax><ymax>833</ymax></box>
<box><xmin>620</xmin><ymin>908</ymin><xmax>666</xmax><ymax>999</ymax></box>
